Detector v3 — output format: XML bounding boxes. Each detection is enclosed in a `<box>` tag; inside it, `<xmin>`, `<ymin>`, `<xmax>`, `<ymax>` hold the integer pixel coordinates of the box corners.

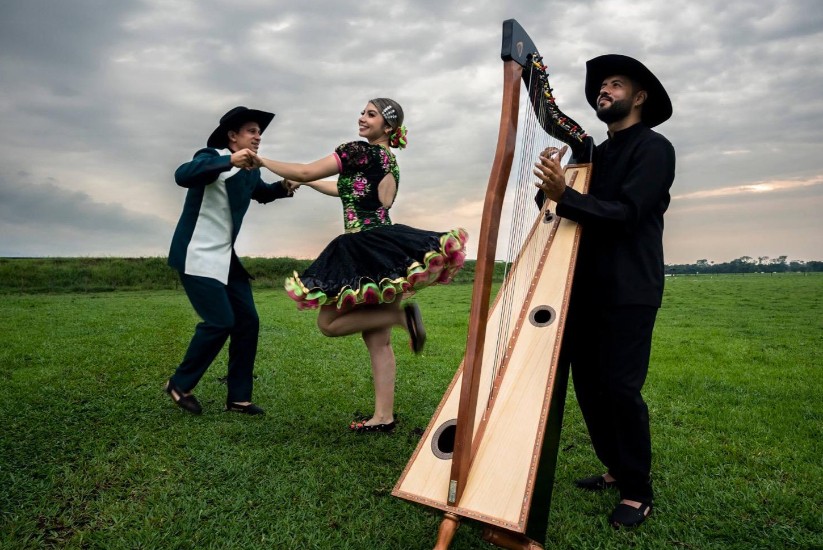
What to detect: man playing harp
<box><xmin>534</xmin><ymin>54</ymin><xmax>675</xmax><ymax>529</ymax></box>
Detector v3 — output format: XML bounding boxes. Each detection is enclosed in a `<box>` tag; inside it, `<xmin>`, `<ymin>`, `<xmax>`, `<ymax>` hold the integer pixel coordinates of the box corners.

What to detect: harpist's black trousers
<box><xmin>564</xmin><ymin>303</ymin><xmax>658</xmax><ymax>503</ymax></box>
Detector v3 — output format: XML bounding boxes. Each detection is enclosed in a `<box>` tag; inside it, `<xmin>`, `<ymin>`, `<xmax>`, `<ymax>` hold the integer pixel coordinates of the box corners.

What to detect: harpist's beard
<box><xmin>596</xmin><ymin>98</ymin><xmax>632</xmax><ymax>124</ymax></box>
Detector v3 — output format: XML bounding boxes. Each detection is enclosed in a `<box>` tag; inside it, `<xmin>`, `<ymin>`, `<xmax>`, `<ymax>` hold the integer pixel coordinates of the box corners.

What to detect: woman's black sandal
<box><xmin>165</xmin><ymin>378</ymin><xmax>202</xmax><ymax>415</ymax></box>
<box><xmin>404</xmin><ymin>302</ymin><xmax>427</xmax><ymax>354</ymax></box>
<box><xmin>349</xmin><ymin>417</ymin><xmax>396</xmax><ymax>434</ymax></box>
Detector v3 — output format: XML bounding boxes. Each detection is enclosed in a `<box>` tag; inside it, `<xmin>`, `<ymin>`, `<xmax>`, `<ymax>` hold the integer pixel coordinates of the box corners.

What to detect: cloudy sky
<box><xmin>1</xmin><ymin>0</ymin><xmax>821</xmax><ymax>264</ymax></box>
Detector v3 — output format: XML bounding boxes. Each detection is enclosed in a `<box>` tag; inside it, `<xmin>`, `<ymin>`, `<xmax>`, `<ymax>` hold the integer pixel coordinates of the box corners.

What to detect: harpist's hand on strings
<box><xmin>533</xmin><ymin>145</ymin><xmax>568</xmax><ymax>202</ymax></box>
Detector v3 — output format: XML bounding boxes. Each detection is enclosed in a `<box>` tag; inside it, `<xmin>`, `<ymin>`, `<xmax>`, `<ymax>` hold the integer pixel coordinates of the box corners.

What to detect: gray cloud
<box><xmin>0</xmin><ymin>173</ymin><xmax>170</xmax><ymax>256</ymax></box>
<box><xmin>0</xmin><ymin>0</ymin><xmax>821</xmax><ymax>264</ymax></box>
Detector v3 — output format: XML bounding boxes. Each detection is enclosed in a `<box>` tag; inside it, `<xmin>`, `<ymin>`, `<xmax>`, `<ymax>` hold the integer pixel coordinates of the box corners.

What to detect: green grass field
<box><xmin>0</xmin><ymin>274</ymin><xmax>821</xmax><ymax>549</ymax></box>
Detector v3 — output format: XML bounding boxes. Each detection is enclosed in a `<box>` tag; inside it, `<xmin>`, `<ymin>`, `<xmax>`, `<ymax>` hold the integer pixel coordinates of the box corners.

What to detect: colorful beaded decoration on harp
<box><xmin>528</xmin><ymin>54</ymin><xmax>588</xmax><ymax>148</ymax></box>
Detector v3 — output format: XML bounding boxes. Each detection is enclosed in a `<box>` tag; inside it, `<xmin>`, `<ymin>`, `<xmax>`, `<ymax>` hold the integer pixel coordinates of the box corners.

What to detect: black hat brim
<box><xmin>206</xmin><ymin>107</ymin><xmax>275</xmax><ymax>149</ymax></box>
<box><xmin>585</xmin><ymin>54</ymin><xmax>672</xmax><ymax>128</ymax></box>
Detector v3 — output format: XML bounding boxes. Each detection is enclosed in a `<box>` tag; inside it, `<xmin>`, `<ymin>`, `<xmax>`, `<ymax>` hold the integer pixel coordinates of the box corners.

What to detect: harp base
<box><xmin>482</xmin><ymin>526</ymin><xmax>545</xmax><ymax>550</ymax></box>
<box><xmin>433</xmin><ymin>513</ymin><xmax>545</xmax><ymax>550</ymax></box>
<box><xmin>433</xmin><ymin>513</ymin><xmax>461</xmax><ymax>550</ymax></box>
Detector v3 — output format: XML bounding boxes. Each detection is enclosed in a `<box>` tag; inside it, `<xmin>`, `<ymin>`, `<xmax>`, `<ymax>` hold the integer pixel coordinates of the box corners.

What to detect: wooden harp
<box><xmin>392</xmin><ymin>19</ymin><xmax>594</xmax><ymax>549</ymax></box>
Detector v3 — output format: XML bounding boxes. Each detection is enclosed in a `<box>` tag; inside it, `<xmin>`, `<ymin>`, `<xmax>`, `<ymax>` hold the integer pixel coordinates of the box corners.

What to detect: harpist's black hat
<box><xmin>207</xmin><ymin>106</ymin><xmax>275</xmax><ymax>149</ymax></box>
<box><xmin>585</xmin><ymin>54</ymin><xmax>672</xmax><ymax>128</ymax></box>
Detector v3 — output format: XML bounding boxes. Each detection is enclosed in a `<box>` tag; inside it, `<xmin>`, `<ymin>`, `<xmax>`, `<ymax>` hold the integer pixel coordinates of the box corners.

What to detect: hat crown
<box><xmin>219</xmin><ymin>106</ymin><xmax>250</xmax><ymax>125</ymax></box>
<box><xmin>585</xmin><ymin>54</ymin><xmax>672</xmax><ymax>128</ymax></box>
<box><xmin>206</xmin><ymin>106</ymin><xmax>275</xmax><ymax>148</ymax></box>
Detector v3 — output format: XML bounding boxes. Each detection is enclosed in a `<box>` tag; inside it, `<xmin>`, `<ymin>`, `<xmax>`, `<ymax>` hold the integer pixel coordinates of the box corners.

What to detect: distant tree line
<box><xmin>1</xmin><ymin>257</ymin><xmax>821</xmax><ymax>294</ymax></box>
<box><xmin>665</xmin><ymin>256</ymin><xmax>823</xmax><ymax>275</ymax></box>
<box><xmin>0</xmin><ymin>257</ymin><xmax>500</xmax><ymax>294</ymax></box>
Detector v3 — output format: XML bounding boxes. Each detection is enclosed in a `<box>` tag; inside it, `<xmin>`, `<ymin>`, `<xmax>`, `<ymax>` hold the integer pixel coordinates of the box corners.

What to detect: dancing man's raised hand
<box><xmin>230</xmin><ymin>148</ymin><xmax>261</xmax><ymax>170</ymax></box>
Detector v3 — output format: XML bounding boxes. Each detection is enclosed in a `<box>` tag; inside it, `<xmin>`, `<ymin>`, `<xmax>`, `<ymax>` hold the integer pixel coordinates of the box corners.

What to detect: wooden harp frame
<box><xmin>392</xmin><ymin>19</ymin><xmax>594</xmax><ymax>549</ymax></box>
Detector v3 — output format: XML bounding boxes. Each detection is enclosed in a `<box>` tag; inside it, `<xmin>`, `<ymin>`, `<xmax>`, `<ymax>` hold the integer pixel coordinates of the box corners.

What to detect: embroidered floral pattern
<box><xmin>335</xmin><ymin>141</ymin><xmax>398</xmax><ymax>233</ymax></box>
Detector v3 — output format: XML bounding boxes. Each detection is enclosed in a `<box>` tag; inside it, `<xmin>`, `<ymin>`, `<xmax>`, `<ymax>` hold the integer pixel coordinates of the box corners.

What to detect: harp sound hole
<box><xmin>544</xmin><ymin>210</ymin><xmax>555</xmax><ymax>223</ymax></box>
<box><xmin>529</xmin><ymin>305</ymin><xmax>556</xmax><ymax>327</ymax></box>
<box><xmin>431</xmin><ymin>419</ymin><xmax>457</xmax><ymax>460</ymax></box>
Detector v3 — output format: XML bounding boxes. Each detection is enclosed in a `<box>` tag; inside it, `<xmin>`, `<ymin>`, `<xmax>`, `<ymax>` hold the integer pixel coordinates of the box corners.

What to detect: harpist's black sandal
<box><xmin>609</xmin><ymin>501</ymin><xmax>652</xmax><ymax>528</ymax></box>
<box><xmin>575</xmin><ymin>474</ymin><xmax>617</xmax><ymax>491</ymax></box>
<box><xmin>404</xmin><ymin>302</ymin><xmax>427</xmax><ymax>354</ymax></box>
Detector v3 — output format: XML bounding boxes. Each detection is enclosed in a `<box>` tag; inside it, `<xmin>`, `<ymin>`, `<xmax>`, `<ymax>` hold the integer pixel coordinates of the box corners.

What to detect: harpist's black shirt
<box><xmin>556</xmin><ymin>122</ymin><xmax>676</xmax><ymax>307</ymax></box>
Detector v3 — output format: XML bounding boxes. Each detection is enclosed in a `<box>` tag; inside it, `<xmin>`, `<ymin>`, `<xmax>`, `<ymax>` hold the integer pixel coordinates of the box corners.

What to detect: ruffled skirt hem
<box><xmin>285</xmin><ymin>226</ymin><xmax>468</xmax><ymax>310</ymax></box>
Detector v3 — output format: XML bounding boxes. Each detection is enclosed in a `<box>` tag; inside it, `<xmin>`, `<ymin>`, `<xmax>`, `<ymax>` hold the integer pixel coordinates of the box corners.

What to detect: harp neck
<box><xmin>503</xmin><ymin>19</ymin><xmax>590</xmax><ymax>161</ymax></box>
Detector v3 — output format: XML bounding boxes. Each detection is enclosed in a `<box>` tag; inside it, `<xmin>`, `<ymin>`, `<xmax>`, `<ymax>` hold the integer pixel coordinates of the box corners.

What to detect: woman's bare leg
<box><xmin>317</xmin><ymin>301</ymin><xmax>416</xmax><ymax>428</ymax></box>
<box><xmin>361</xmin><ymin>326</ymin><xmax>396</xmax><ymax>426</ymax></box>
<box><xmin>317</xmin><ymin>301</ymin><xmax>406</xmax><ymax>338</ymax></box>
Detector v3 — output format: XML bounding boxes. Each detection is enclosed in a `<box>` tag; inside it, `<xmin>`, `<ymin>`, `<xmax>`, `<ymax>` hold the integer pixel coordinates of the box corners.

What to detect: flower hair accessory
<box><xmin>381</xmin><ymin>105</ymin><xmax>398</xmax><ymax>122</ymax></box>
<box><xmin>390</xmin><ymin>125</ymin><xmax>408</xmax><ymax>149</ymax></box>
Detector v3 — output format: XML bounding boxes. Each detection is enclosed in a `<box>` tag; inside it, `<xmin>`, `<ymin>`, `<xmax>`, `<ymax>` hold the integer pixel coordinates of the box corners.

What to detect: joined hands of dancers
<box><xmin>229</xmin><ymin>148</ymin><xmax>300</xmax><ymax>193</ymax></box>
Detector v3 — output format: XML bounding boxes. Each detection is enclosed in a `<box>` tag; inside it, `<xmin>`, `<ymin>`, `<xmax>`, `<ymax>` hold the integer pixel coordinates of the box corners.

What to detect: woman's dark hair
<box><xmin>369</xmin><ymin>98</ymin><xmax>404</xmax><ymax>131</ymax></box>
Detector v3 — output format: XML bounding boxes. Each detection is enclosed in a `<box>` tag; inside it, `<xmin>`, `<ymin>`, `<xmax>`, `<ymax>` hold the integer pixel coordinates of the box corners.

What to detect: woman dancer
<box><xmin>260</xmin><ymin>98</ymin><xmax>467</xmax><ymax>432</ymax></box>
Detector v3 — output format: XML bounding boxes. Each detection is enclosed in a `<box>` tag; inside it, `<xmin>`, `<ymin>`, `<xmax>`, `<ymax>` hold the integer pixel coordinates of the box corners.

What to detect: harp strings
<box><xmin>487</xmin><ymin>61</ymin><xmax>566</xmax><ymax>408</ymax></box>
